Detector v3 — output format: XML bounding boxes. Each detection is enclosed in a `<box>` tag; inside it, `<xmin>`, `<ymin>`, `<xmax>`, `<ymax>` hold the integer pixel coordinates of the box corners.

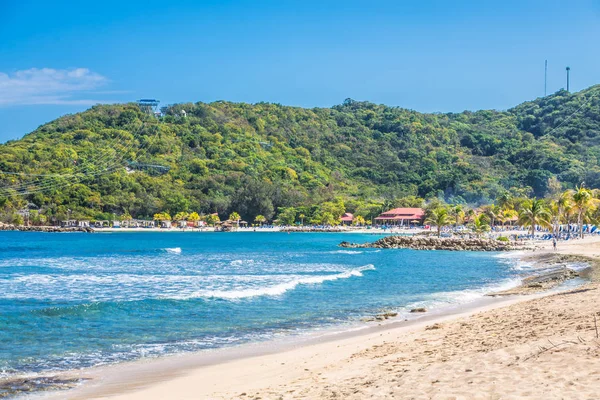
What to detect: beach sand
<box><xmin>47</xmin><ymin>237</ymin><xmax>600</xmax><ymax>400</ymax></box>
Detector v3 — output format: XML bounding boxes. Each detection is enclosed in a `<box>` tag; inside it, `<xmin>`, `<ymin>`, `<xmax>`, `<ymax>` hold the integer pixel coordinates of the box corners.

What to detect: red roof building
<box><xmin>374</xmin><ymin>208</ymin><xmax>425</xmax><ymax>225</ymax></box>
<box><xmin>340</xmin><ymin>212</ymin><xmax>354</xmax><ymax>225</ymax></box>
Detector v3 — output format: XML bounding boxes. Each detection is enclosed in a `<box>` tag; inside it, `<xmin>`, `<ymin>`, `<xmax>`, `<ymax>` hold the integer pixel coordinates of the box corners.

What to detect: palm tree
<box><xmin>570</xmin><ymin>186</ymin><xmax>598</xmax><ymax>238</ymax></box>
<box><xmin>497</xmin><ymin>192</ymin><xmax>514</xmax><ymax>211</ymax></box>
<box><xmin>352</xmin><ymin>215</ymin><xmax>366</xmax><ymax>226</ymax></box>
<box><xmin>174</xmin><ymin>211</ymin><xmax>189</xmax><ymax>222</ymax></box>
<box><xmin>205</xmin><ymin>214</ymin><xmax>220</xmax><ymax>226</ymax></box>
<box><xmin>470</xmin><ymin>214</ymin><xmax>490</xmax><ymax>238</ymax></box>
<box><xmin>518</xmin><ymin>199</ymin><xmax>551</xmax><ymax>236</ymax></box>
<box><xmin>550</xmin><ymin>191</ymin><xmax>572</xmax><ymax>236</ymax></box>
<box><xmin>298</xmin><ymin>213</ymin><xmax>305</xmax><ymax>226</ymax></box>
<box><xmin>188</xmin><ymin>212</ymin><xmax>201</xmax><ymax>227</ymax></box>
<box><xmin>450</xmin><ymin>205</ymin><xmax>464</xmax><ymax>228</ymax></box>
<box><xmin>425</xmin><ymin>208</ymin><xmax>452</xmax><ymax>238</ymax></box>
<box><xmin>481</xmin><ymin>204</ymin><xmax>500</xmax><ymax>229</ymax></box>
<box><xmin>153</xmin><ymin>212</ymin><xmax>172</xmax><ymax>222</ymax></box>
<box><xmin>254</xmin><ymin>215</ymin><xmax>266</xmax><ymax>226</ymax></box>
<box><xmin>228</xmin><ymin>212</ymin><xmax>241</xmax><ymax>226</ymax></box>
<box><xmin>465</xmin><ymin>208</ymin><xmax>476</xmax><ymax>224</ymax></box>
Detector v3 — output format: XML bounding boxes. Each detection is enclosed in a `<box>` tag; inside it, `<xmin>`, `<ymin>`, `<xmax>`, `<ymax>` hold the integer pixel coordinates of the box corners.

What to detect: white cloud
<box><xmin>0</xmin><ymin>68</ymin><xmax>110</xmax><ymax>106</ymax></box>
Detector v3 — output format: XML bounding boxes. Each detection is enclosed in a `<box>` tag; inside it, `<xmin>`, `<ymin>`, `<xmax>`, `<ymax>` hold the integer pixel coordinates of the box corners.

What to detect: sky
<box><xmin>1</xmin><ymin>0</ymin><xmax>599</xmax><ymax>142</ymax></box>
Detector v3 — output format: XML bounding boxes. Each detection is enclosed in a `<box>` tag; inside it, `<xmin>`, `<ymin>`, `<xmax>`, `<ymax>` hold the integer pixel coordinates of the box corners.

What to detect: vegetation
<box><xmin>1</xmin><ymin>86</ymin><xmax>600</xmax><ymax>228</ymax></box>
<box><xmin>425</xmin><ymin>208</ymin><xmax>452</xmax><ymax>237</ymax></box>
<box><xmin>517</xmin><ymin>199</ymin><xmax>552</xmax><ymax>236</ymax></box>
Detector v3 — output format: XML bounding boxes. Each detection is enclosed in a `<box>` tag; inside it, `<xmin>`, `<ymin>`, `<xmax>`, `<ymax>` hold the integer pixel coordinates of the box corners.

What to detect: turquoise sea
<box><xmin>0</xmin><ymin>231</ymin><xmax>524</xmax><ymax>378</ymax></box>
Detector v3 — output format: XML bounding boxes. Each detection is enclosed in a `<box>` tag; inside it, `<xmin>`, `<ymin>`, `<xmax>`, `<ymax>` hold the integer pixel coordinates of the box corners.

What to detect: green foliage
<box><xmin>205</xmin><ymin>214</ymin><xmax>220</xmax><ymax>226</ymax></box>
<box><xmin>425</xmin><ymin>207</ymin><xmax>452</xmax><ymax>237</ymax></box>
<box><xmin>517</xmin><ymin>199</ymin><xmax>551</xmax><ymax>235</ymax></box>
<box><xmin>277</xmin><ymin>207</ymin><xmax>296</xmax><ymax>225</ymax></box>
<box><xmin>1</xmin><ymin>86</ymin><xmax>600</xmax><ymax>222</ymax></box>
<box><xmin>153</xmin><ymin>212</ymin><xmax>172</xmax><ymax>221</ymax></box>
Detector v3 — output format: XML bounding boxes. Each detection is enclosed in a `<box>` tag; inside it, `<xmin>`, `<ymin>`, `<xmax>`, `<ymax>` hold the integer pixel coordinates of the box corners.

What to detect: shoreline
<box><xmin>30</xmin><ymin>241</ymin><xmax>592</xmax><ymax>400</ymax></box>
<box><xmin>10</xmin><ymin>237</ymin><xmax>599</xmax><ymax>399</ymax></box>
<box><xmin>41</xmin><ymin>288</ymin><xmax>551</xmax><ymax>400</ymax></box>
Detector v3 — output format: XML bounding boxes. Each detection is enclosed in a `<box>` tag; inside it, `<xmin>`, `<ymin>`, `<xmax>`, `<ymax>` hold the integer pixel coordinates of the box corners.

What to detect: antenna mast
<box><xmin>566</xmin><ymin>66</ymin><xmax>571</xmax><ymax>92</ymax></box>
<box><xmin>544</xmin><ymin>60</ymin><xmax>547</xmax><ymax>96</ymax></box>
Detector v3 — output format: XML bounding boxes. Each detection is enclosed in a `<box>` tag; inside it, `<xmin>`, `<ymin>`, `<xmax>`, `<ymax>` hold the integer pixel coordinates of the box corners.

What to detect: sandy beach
<box><xmin>35</xmin><ymin>236</ymin><xmax>600</xmax><ymax>400</ymax></box>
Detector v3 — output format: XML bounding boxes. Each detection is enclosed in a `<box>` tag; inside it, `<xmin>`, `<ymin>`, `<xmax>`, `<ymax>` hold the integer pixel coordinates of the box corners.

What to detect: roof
<box><xmin>340</xmin><ymin>212</ymin><xmax>354</xmax><ymax>222</ymax></box>
<box><xmin>375</xmin><ymin>207</ymin><xmax>425</xmax><ymax>220</ymax></box>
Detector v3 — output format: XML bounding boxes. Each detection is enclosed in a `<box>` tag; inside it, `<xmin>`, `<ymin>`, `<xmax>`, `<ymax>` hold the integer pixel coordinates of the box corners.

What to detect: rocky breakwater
<box><xmin>0</xmin><ymin>222</ymin><xmax>93</xmax><ymax>233</ymax></box>
<box><xmin>339</xmin><ymin>236</ymin><xmax>513</xmax><ymax>251</ymax></box>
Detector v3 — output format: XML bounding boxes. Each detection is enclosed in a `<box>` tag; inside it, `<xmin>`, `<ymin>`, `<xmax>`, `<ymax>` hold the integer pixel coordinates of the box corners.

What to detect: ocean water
<box><xmin>0</xmin><ymin>231</ymin><xmax>524</xmax><ymax>378</ymax></box>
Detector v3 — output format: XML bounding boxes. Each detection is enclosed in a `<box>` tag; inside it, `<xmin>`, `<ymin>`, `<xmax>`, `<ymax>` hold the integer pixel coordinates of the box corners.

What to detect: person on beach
<box><xmin>553</xmin><ymin>236</ymin><xmax>557</xmax><ymax>251</ymax></box>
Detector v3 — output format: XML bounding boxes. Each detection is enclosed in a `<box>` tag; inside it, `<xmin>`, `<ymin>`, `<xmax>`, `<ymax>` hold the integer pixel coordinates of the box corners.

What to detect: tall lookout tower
<box><xmin>137</xmin><ymin>99</ymin><xmax>160</xmax><ymax>116</ymax></box>
<box><xmin>566</xmin><ymin>67</ymin><xmax>571</xmax><ymax>92</ymax></box>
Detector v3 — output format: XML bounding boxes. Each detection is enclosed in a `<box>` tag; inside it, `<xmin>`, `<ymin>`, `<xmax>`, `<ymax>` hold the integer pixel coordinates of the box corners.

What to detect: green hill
<box><xmin>1</xmin><ymin>85</ymin><xmax>600</xmax><ymax>223</ymax></box>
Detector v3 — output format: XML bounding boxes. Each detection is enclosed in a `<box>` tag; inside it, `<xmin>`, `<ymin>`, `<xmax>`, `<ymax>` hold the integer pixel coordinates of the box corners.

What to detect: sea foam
<box><xmin>195</xmin><ymin>264</ymin><xmax>376</xmax><ymax>300</ymax></box>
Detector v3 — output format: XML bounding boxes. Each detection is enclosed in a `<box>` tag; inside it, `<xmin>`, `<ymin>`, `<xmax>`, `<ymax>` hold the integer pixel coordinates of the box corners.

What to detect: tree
<box><xmin>517</xmin><ymin>199</ymin><xmax>551</xmax><ymax>236</ymax></box>
<box><xmin>254</xmin><ymin>214</ymin><xmax>266</xmax><ymax>225</ymax></box>
<box><xmin>425</xmin><ymin>207</ymin><xmax>451</xmax><ymax>237</ymax></box>
<box><xmin>205</xmin><ymin>214</ymin><xmax>220</xmax><ymax>226</ymax></box>
<box><xmin>120</xmin><ymin>212</ymin><xmax>133</xmax><ymax>221</ymax></box>
<box><xmin>550</xmin><ymin>191</ymin><xmax>572</xmax><ymax>236</ymax></box>
<box><xmin>174</xmin><ymin>211</ymin><xmax>189</xmax><ymax>221</ymax></box>
<box><xmin>470</xmin><ymin>214</ymin><xmax>490</xmax><ymax>237</ymax></box>
<box><xmin>298</xmin><ymin>213</ymin><xmax>305</xmax><ymax>226</ymax></box>
<box><xmin>450</xmin><ymin>205</ymin><xmax>464</xmax><ymax>227</ymax></box>
<box><xmin>228</xmin><ymin>211</ymin><xmax>241</xmax><ymax>227</ymax></box>
<box><xmin>188</xmin><ymin>212</ymin><xmax>201</xmax><ymax>223</ymax></box>
<box><xmin>153</xmin><ymin>212</ymin><xmax>172</xmax><ymax>221</ymax></box>
<box><xmin>277</xmin><ymin>207</ymin><xmax>296</xmax><ymax>226</ymax></box>
<box><xmin>352</xmin><ymin>215</ymin><xmax>366</xmax><ymax>226</ymax></box>
<box><xmin>481</xmin><ymin>204</ymin><xmax>500</xmax><ymax>228</ymax></box>
<box><xmin>320</xmin><ymin>212</ymin><xmax>338</xmax><ymax>226</ymax></box>
<box><xmin>569</xmin><ymin>186</ymin><xmax>598</xmax><ymax>238</ymax></box>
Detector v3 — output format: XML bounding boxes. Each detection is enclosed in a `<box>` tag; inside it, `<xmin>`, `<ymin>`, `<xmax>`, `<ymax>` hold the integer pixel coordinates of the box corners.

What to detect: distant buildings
<box><xmin>340</xmin><ymin>213</ymin><xmax>354</xmax><ymax>225</ymax></box>
<box><xmin>374</xmin><ymin>208</ymin><xmax>425</xmax><ymax>226</ymax></box>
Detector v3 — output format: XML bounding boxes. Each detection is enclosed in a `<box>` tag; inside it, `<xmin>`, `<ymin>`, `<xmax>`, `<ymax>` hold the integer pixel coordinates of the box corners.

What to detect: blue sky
<box><xmin>1</xmin><ymin>0</ymin><xmax>599</xmax><ymax>142</ymax></box>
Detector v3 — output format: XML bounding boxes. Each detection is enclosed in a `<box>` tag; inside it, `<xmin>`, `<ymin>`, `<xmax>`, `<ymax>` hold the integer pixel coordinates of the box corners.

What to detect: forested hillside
<box><xmin>1</xmin><ymin>85</ymin><xmax>599</xmax><ymax>223</ymax></box>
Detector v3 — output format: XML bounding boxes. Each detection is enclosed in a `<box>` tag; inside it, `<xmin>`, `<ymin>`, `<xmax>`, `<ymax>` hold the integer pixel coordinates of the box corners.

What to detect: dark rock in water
<box><xmin>410</xmin><ymin>308</ymin><xmax>427</xmax><ymax>313</ymax></box>
<box><xmin>0</xmin><ymin>376</ymin><xmax>89</xmax><ymax>398</ymax></box>
<box><xmin>339</xmin><ymin>236</ymin><xmax>514</xmax><ymax>251</ymax></box>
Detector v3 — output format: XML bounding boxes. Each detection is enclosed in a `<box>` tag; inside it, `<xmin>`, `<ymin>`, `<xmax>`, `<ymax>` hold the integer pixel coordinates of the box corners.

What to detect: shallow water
<box><xmin>0</xmin><ymin>231</ymin><xmax>523</xmax><ymax>377</ymax></box>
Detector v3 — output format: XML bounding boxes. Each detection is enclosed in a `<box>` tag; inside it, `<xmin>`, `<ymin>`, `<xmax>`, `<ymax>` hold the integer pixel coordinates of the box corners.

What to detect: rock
<box><xmin>382</xmin><ymin>312</ymin><xmax>398</xmax><ymax>318</ymax></box>
<box><xmin>339</xmin><ymin>236</ymin><xmax>513</xmax><ymax>252</ymax></box>
<box><xmin>410</xmin><ymin>308</ymin><xmax>427</xmax><ymax>313</ymax></box>
<box><xmin>425</xmin><ymin>323</ymin><xmax>442</xmax><ymax>330</ymax></box>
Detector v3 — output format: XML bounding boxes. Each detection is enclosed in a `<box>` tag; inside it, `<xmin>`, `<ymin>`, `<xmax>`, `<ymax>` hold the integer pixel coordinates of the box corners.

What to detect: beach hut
<box><xmin>374</xmin><ymin>208</ymin><xmax>425</xmax><ymax>226</ymax></box>
<box><xmin>340</xmin><ymin>213</ymin><xmax>354</xmax><ymax>225</ymax></box>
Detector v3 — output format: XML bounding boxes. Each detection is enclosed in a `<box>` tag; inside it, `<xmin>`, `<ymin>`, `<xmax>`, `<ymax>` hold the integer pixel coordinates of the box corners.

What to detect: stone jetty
<box><xmin>0</xmin><ymin>222</ymin><xmax>93</xmax><ymax>233</ymax></box>
<box><xmin>339</xmin><ymin>236</ymin><xmax>513</xmax><ymax>251</ymax></box>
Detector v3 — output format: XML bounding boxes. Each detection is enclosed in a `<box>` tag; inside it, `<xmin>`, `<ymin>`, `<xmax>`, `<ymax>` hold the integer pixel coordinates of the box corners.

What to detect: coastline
<box><xmin>31</xmin><ymin>237</ymin><xmax>600</xmax><ymax>400</ymax></box>
<box><xmin>41</xmin><ymin>290</ymin><xmax>549</xmax><ymax>400</ymax></box>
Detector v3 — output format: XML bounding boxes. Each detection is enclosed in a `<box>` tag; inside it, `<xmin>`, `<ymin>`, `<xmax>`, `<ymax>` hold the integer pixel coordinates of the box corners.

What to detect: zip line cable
<box><xmin>2</xmin><ymin>131</ymin><xmax>159</xmax><ymax>195</ymax></box>
<box><xmin>0</xmin><ymin>122</ymin><xmax>150</xmax><ymax>191</ymax></box>
<box><xmin>0</xmin><ymin>121</ymin><xmax>161</xmax><ymax>195</ymax></box>
<box><xmin>0</xmin><ymin>120</ymin><xmax>158</xmax><ymax>193</ymax></box>
<box><xmin>1</xmin><ymin>135</ymin><xmax>155</xmax><ymax>196</ymax></box>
